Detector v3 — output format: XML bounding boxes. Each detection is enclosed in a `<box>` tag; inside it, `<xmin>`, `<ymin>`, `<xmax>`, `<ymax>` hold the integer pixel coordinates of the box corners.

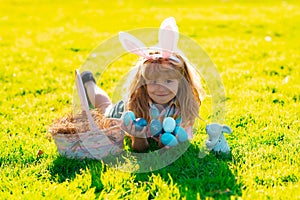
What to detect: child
<box><xmin>81</xmin><ymin>17</ymin><xmax>205</xmax><ymax>152</ymax></box>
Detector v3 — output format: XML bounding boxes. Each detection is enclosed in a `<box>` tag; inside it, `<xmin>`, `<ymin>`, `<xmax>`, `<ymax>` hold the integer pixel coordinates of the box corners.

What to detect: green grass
<box><xmin>1</xmin><ymin>0</ymin><xmax>300</xmax><ymax>199</ymax></box>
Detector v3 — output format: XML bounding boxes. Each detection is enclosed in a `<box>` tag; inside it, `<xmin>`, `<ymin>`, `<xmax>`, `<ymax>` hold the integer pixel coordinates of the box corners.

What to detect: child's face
<box><xmin>146</xmin><ymin>78</ymin><xmax>179</xmax><ymax>105</ymax></box>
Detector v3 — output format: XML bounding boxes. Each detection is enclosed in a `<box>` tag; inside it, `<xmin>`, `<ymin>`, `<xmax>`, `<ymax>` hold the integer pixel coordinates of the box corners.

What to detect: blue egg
<box><xmin>122</xmin><ymin>111</ymin><xmax>135</xmax><ymax>126</ymax></box>
<box><xmin>175</xmin><ymin>116</ymin><xmax>182</xmax><ymax>125</ymax></box>
<box><xmin>174</xmin><ymin>126</ymin><xmax>188</xmax><ymax>142</ymax></box>
<box><xmin>150</xmin><ymin>119</ymin><xmax>162</xmax><ymax>136</ymax></box>
<box><xmin>151</xmin><ymin>106</ymin><xmax>160</xmax><ymax>119</ymax></box>
<box><xmin>160</xmin><ymin>133</ymin><xmax>178</xmax><ymax>147</ymax></box>
<box><xmin>133</xmin><ymin>118</ymin><xmax>147</xmax><ymax>131</ymax></box>
<box><xmin>163</xmin><ymin>117</ymin><xmax>176</xmax><ymax>133</ymax></box>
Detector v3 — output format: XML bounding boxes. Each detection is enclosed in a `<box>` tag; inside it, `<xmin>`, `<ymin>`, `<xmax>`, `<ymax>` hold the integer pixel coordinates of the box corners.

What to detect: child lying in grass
<box><xmin>81</xmin><ymin>17</ymin><xmax>205</xmax><ymax>152</ymax></box>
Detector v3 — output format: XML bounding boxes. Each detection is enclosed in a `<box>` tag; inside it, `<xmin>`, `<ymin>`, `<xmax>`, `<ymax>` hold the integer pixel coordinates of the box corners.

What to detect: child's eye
<box><xmin>146</xmin><ymin>79</ymin><xmax>175</xmax><ymax>85</ymax></box>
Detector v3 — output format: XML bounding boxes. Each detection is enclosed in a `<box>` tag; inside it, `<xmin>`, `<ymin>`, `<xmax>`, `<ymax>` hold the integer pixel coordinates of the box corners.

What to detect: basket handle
<box><xmin>75</xmin><ymin>69</ymin><xmax>98</xmax><ymax>132</ymax></box>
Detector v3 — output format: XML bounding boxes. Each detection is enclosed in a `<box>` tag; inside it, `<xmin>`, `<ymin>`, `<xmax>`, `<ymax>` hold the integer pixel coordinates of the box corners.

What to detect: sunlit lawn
<box><xmin>0</xmin><ymin>0</ymin><xmax>299</xmax><ymax>199</ymax></box>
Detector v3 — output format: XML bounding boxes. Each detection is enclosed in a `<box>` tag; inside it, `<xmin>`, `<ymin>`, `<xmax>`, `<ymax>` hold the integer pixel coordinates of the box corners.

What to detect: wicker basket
<box><xmin>50</xmin><ymin>70</ymin><xmax>124</xmax><ymax>160</ymax></box>
<box><xmin>51</xmin><ymin>121</ymin><xmax>124</xmax><ymax>160</ymax></box>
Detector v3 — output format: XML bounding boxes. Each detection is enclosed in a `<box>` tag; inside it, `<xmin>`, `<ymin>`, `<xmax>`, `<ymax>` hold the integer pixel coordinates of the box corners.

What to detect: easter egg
<box><xmin>150</xmin><ymin>119</ymin><xmax>162</xmax><ymax>136</ymax></box>
<box><xmin>122</xmin><ymin>111</ymin><xmax>135</xmax><ymax>126</ymax></box>
<box><xmin>160</xmin><ymin>133</ymin><xmax>178</xmax><ymax>147</ymax></box>
<box><xmin>133</xmin><ymin>118</ymin><xmax>147</xmax><ymax>131</ymax></box>
<box><xmin>174</xmin><ymin>126</ymin><xmax>188</xmax><ymax>142</ymax></box>
<box><xmin>151</xmin><ymin>106</ymin><xmax>160</xmax><ymax>119</ymax></box>
<box><xmin>163</xmin><ymin>117</ymin><xmax>176</xmax><ymax>133</ymax></box>
<box><xmin>175</xmin><ymin>116</ymin><xmax>182</xmax><ymax>125</ymax></box>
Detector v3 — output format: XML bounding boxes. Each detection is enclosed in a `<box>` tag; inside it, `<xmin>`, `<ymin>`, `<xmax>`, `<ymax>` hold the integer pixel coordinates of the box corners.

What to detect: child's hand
<box><xmin>120</xmin><ymin>120</ymin><xmax>148</xmax><ymax>139</ymax></box>
<box><xmin>151</xmin><ymin>134</ymin><xmax>161</xmax><ymax>143</ymax></box>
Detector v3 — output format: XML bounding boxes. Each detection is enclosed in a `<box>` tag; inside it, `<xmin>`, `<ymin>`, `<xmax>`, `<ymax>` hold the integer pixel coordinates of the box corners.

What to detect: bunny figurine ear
<box><xmin>222</xmin><ymin>125</ymin><xmax>232</xmax><ymax>134</ymax></box>
<box><xmin>159</xmin><ymin>17</ymin><xmax>179</xmax><ymax>58</ymax></box>
<box><xmin>119</xmin><ymin>31</ymin><xmax>149</xmax><ymax>58</ymax></box>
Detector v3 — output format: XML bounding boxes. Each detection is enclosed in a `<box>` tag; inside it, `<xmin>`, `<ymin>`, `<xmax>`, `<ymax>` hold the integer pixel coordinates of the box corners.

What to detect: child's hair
<box><xmin>126</xmin><ymin>52</ymin><xmax>205</xmax><ymax>125</ymax></box>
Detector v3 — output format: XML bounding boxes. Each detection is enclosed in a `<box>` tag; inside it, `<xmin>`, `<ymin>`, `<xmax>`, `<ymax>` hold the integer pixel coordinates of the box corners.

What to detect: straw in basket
<box><xmin>51</xmin><ymin>70</ymin><xmax>124</xmax><ymax>160</ymax></box>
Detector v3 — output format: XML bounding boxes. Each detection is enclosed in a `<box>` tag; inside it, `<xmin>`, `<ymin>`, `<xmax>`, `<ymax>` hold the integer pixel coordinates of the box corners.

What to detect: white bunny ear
<box><xmin>159</xmin><ymin>17</ymin><xmax>179</xmax><ymax>57</ymax></box>
<box><xmin>119</xmin><ymin>31</ymin><xmax>149</xmax><ymax>58</ymax></box>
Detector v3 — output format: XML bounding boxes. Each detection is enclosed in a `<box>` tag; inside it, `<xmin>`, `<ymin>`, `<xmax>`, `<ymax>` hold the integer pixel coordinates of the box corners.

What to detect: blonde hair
<box><xmin>126</xmin><ymin>53</ymin><xmax>205</xmax><ymax>125</ymax></box>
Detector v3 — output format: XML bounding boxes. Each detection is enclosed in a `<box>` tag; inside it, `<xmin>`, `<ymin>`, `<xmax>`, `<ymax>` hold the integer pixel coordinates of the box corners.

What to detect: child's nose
<box><xmin>156</xmin><ymin>83</ymin><xmax>167</xmax><ymax>91</ymax></box>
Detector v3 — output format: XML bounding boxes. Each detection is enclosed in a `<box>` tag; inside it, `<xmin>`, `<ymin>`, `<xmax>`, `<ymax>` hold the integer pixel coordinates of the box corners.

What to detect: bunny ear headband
<box><xmin>119</xmin><ymin>17</ymin><xmax>180</xmax><ymax>63</ymax></box>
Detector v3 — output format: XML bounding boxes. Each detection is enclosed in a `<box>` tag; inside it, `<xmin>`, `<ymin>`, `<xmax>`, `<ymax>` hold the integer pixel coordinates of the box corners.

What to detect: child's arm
<box><xmin>185</xmin><ymin>125</ymin><xmax>193</xmax><ymax>140</ymax></box>
<box><xmin>182</xmin><ymin>120</ymin><xmax>194</xmax><ymax>140</ymax></box>
<box><xmin>121</xmin><ymin>120</ymin><xmax>149</xmax><ymax>152</ymax></box>
<box><xmin>130</xmin><ymin>136</ymin><xmax>149</xmax><ymax>152</ymax></box>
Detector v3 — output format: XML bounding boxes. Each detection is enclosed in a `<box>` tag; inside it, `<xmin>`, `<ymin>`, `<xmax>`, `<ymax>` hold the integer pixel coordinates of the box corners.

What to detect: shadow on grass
<box><xmin>133</xmin><ymin>143</ymin><xmax>243</xmax><ymax>199</ymax></box>
<box><xmin>49</xmin><ymin>156</ymin><xmax>87</xmax><ymax>183</ymax></box>
<box><xmin>49</xmin><ymin>156</ymin><xmax>107</xmax><ymax>196</ymax></box>
<box><xmin>49</xmin><ymin>142</ymin><xmax>242</xmax><ymax>199</ymax></box>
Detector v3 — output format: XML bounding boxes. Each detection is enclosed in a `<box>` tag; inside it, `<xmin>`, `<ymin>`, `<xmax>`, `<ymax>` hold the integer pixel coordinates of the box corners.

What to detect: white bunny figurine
<box><xmin>205</xmin><ymin>123</ymin><xmax>232</xmax><ymax>153</ymax></box>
